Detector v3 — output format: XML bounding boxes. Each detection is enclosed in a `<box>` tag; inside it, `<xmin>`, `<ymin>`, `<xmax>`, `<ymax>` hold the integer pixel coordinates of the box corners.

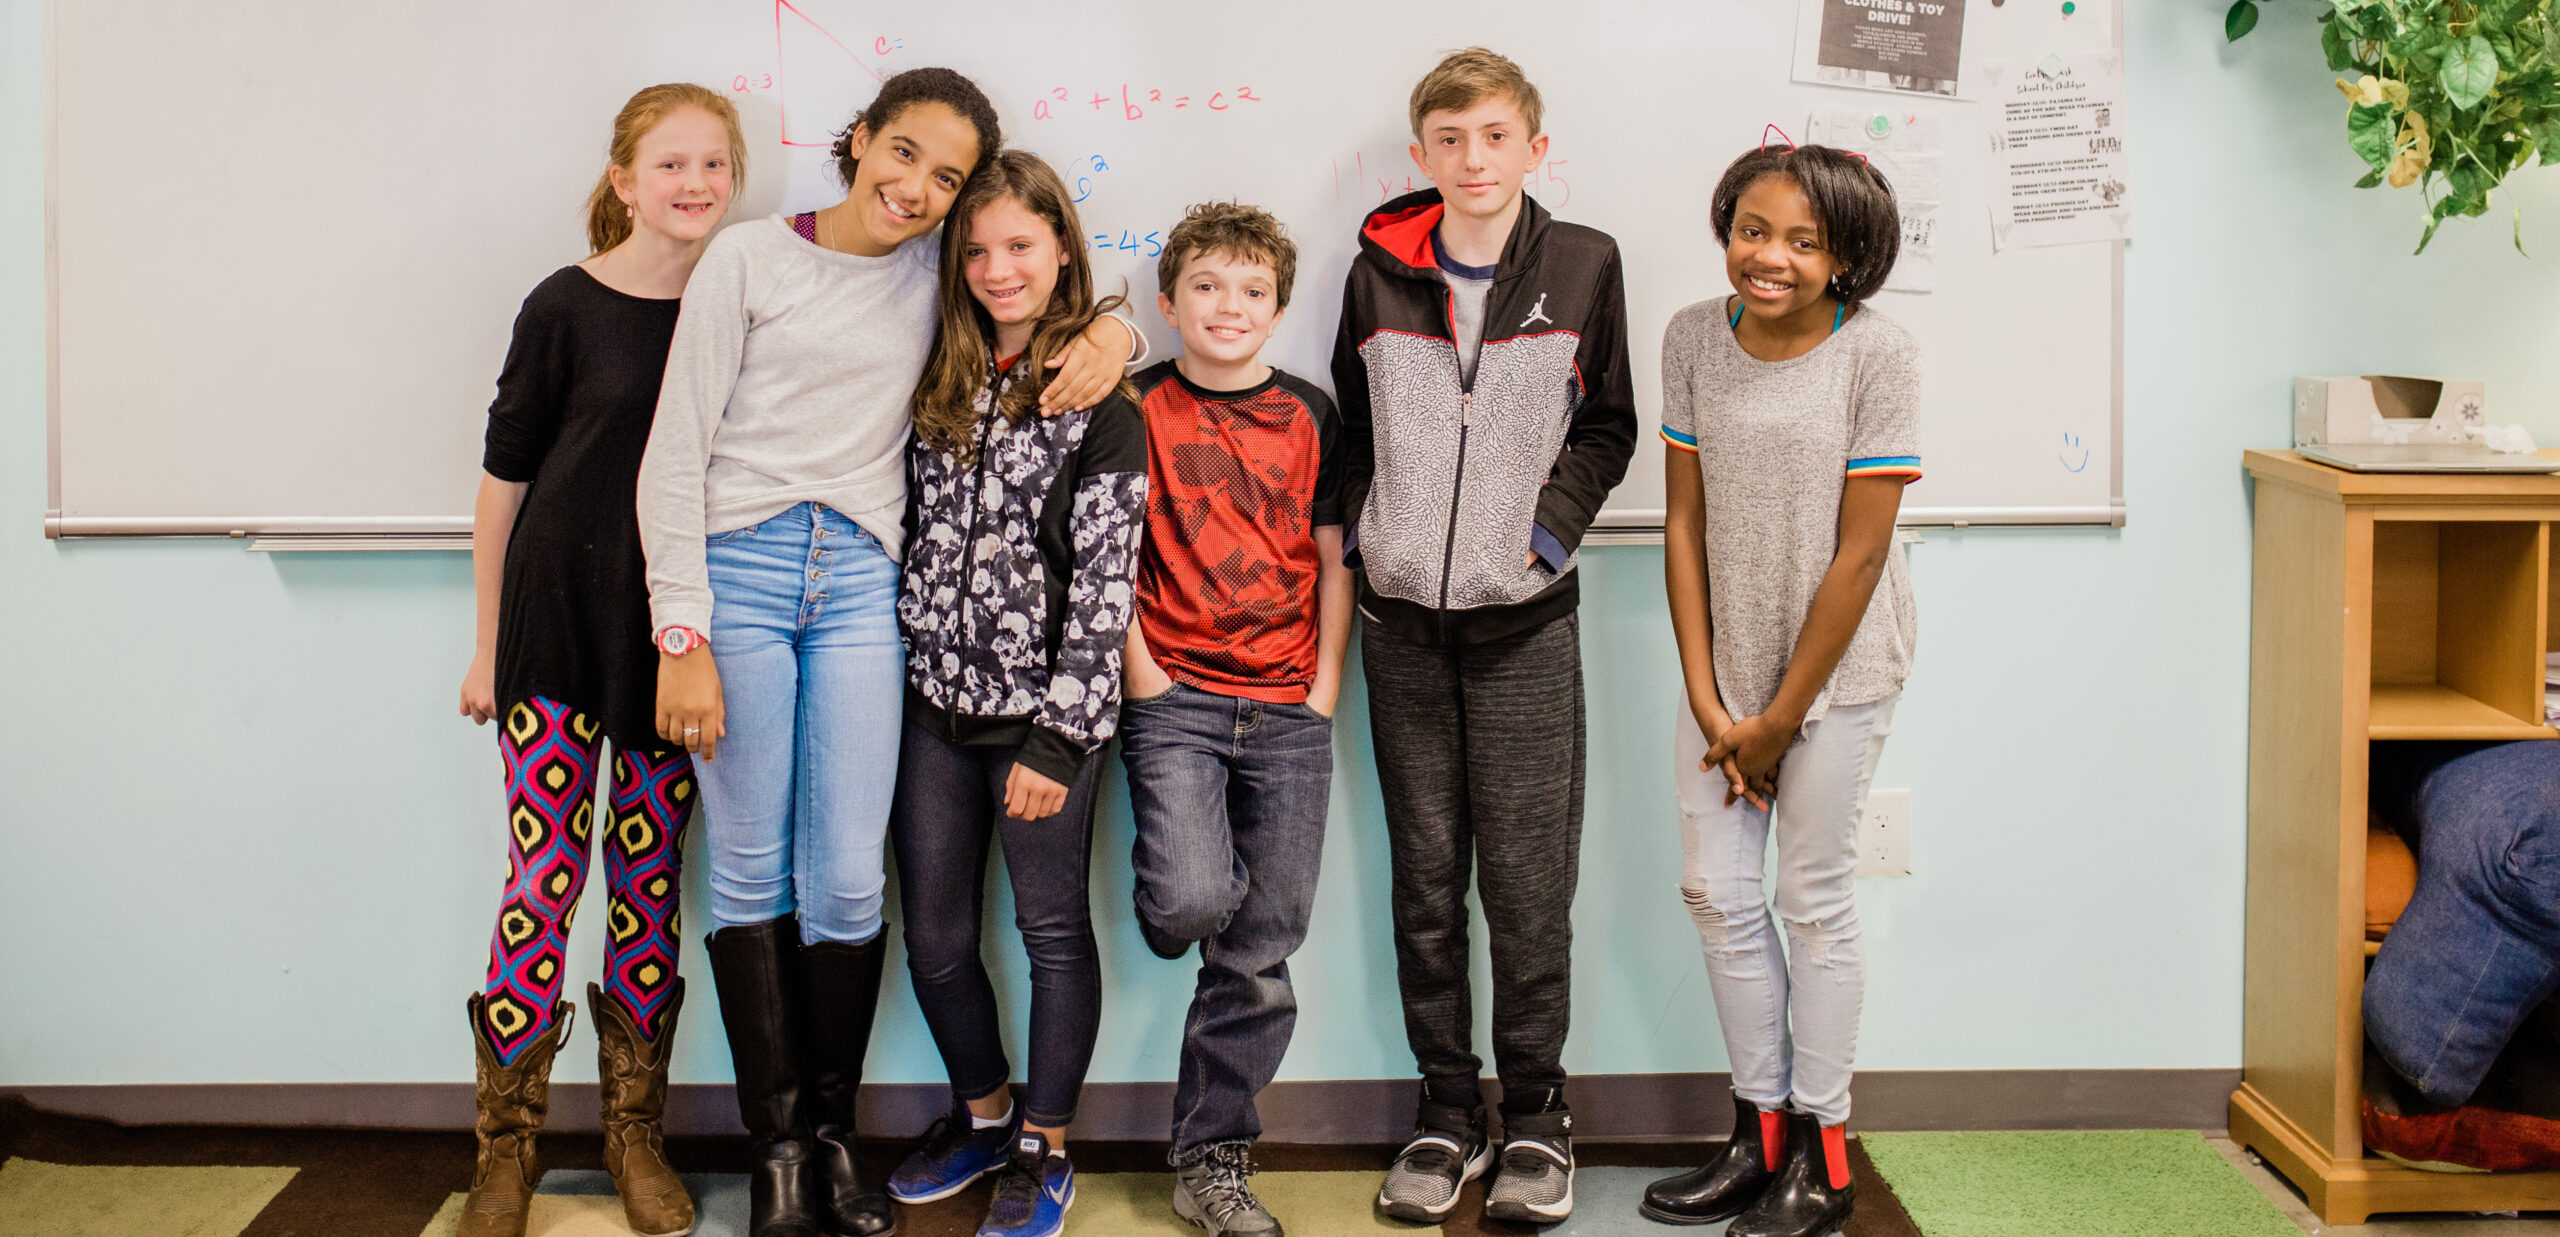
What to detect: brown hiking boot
<box><xmin>461</xmin><ymin>992</ymin><xmax>572</xmax><ymax>1237</ymax></box>
<box><xmin>593</xmin><ymin>981</ymin><xmax>698</xmax><ymax>1237</ymax></box>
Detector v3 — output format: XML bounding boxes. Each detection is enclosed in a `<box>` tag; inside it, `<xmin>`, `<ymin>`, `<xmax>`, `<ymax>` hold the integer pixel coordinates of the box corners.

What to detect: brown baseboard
<box><xmin>3</xmin><ymin>1069</ymin><xmax>2240</xmax><ymax>1140</ymax></box>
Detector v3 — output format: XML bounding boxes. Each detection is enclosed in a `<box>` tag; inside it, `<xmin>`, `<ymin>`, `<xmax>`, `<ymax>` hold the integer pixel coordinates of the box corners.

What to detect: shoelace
<box><xmin>986</xmin><ymin>1152</ymin><xmax>1044</xmax><ymax>1224</ymax></box>
<box><xmin>912</xmin><ymin>1114</ymin><xmax>961</xmax><ymax>1158</ymax></box>
<box><xmin>1194</xmin><ymin>1147</ymin><xmax>1261</xmax><ymax>1220</ymax></box>
<box><xmin>1501</xmin><ymin>1138</ymin><xmax>1562</xmax><ymax>1177</ymax></box>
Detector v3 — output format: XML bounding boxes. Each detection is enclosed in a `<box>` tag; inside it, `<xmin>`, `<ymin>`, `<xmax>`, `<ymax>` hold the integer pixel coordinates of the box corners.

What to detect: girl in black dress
<box><xmin>452</xmin><ymin>82</ymin><xmax>743</xmax><ymax>1237</ymax></box>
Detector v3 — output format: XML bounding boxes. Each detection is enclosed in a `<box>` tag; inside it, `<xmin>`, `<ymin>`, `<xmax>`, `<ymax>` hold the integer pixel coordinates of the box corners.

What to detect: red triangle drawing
<box><xmin>776</xmin><ymin>0</ymin><xmax>882</xmax><ymax>149</ymax></box>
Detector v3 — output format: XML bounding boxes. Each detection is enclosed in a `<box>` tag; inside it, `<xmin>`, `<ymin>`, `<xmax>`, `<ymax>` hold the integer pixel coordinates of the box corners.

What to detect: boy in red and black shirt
<box><xmin>1121</xmin><ymin>202</ymin><xmax>1351</xmax><ymax>1236</ymax></box>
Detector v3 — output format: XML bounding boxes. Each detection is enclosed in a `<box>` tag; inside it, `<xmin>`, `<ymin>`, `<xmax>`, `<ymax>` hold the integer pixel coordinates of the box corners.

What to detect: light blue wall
<box><xmin>9</xmin><ymin>1</ymin><xmax>2560</xmax><ymax>1092</ymax></box>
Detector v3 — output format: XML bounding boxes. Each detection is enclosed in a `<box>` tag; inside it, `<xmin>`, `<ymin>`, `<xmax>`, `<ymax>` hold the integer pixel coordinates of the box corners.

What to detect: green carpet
<box><xmin>1858</xmin><ymin>1130</ymin><xmax>2296</xmax><ymax>1237</ymax></box>
<box><xmin>0</xmin><ymin>1158</ymin><xmax>299</xmax><ymax>1237</ymax></box>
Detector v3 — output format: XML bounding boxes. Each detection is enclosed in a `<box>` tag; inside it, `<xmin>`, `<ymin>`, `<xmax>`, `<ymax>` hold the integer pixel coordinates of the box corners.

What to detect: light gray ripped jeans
<box><xmin>1674</xmin><ymin>693</ymin><xmax>1897</xmax><ymax>1127</ymax></box>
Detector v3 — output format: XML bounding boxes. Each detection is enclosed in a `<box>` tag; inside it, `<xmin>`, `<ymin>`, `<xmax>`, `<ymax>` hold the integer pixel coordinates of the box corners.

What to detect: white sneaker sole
<box><xmin>891</xmin><ymin>1160</ymin><xmax>996</xmax><ymax>1205</ymax></box>
<box><xmin>1483</xmin><ymin>1174</ymin><xmax>1574</xmax><ymax>1223</ymax></box>
<box><xmin>1374</xmin><ymin>1141</ymin><xmax>1493</xmax><ymax>1222</ymax></box>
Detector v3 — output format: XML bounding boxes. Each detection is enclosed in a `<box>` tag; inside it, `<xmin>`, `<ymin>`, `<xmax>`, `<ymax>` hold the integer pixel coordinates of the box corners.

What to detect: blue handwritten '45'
<box><xmin>2059</xmin><ymin>432</ymin><xmax>2090</xmax><ymax>473</ymax></box>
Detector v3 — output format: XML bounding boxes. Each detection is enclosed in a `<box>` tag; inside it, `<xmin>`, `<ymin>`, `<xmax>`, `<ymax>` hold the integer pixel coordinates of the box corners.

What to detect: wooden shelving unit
<box><xmin>2237</xmin><ymin>450</ymin><xmax>2560</xmax><ymax>1224</ymax></box>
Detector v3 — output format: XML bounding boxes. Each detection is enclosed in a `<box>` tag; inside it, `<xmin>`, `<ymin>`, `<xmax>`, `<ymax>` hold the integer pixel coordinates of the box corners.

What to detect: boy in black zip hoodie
<box><xmin>1333</xmin><ymin>47</ymin><xmax>1635</xmax><ymax>1227</ymax></box>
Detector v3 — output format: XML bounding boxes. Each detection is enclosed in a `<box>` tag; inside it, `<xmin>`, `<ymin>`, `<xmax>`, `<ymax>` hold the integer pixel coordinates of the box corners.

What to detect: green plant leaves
<box><xmin>2262</xmin><ymin>2</ymin><xmax>2551</xmax><ymax>253</ymax></box>
<box><xmin>2441</xmin><ymin>34</ymin><xmax>2501</xmax><ymax>109</ymax></box>
<box><xmin>2348</xmin><ymin>101</ymin><xmax>2398</xmax><ymax>169</ymax></box>
<box><xmin>2227</xmin><ymin>0</ymin><xmax>2261</xmax><ymax>41</ymax></box>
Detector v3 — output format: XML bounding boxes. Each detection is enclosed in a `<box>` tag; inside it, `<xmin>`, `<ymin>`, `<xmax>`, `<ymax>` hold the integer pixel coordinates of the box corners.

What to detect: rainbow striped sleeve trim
<box><xmin>1661</xmin><ymin>424</ymin><xmax>1700</xmax><ymax>454</ymax></box>
<box><xmin>1846</xmin><ymin>456</ymin><xmax>1923</xmax><ymax>483</ymax></box>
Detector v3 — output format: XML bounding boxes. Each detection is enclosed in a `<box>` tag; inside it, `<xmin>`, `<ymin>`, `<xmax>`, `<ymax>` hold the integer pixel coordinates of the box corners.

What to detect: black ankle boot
<box><xmin>1639</xmin><ymin>1092</ymin><xmax>1784</xmax><ymax>1225</ymax></box>
<box><xmin>707</xmin><ymin>917</ymin><xmax>825</xmax><ymax>1237</ymax></box>
<box><xmin>802</xmin><ymin>935</ymin><xmax>896</xmax><ymax>1236</ymax></box>
<box><xmin>1728</xmin><ymin>1111</ymin><xmax>1855</xmax><ymax>1237</ymax></box>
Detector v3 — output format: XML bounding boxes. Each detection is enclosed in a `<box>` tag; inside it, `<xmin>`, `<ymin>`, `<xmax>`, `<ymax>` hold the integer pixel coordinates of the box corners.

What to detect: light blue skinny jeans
<box><xmin>1675</xmin><ymin>693</ymin><xmax>1898</xmax><ymax>1127</ymax></box>
<box><xmin>696</xmin><ymin>502</ymin><xmax>903</xmax><ymax>945</ymax></box>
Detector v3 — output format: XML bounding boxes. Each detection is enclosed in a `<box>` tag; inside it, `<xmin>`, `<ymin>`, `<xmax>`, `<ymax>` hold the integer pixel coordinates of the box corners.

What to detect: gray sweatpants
<box><xmin>1362</xmin><ymin>612</ymin><xmax>1586</xmax><ymax>1103</ymax></box>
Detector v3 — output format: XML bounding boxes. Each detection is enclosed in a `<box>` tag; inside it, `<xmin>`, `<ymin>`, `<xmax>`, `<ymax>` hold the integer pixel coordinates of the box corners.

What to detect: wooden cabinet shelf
<box><xmin>2368</xmin><ymin>684</ymin><xmax>2557</xmax><ymax>740</ymax></box>
<box><xmin>2239</xmin><ymin>450</ymin><xmax>2560</xmax><ymax>1225</ymax></box>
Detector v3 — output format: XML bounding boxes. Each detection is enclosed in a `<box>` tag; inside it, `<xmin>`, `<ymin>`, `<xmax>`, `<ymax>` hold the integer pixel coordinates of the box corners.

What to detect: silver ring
<box><xmin>684</xmin><ymin>726</ymin><xmax>699</xmax><ymax>738</ymax></box>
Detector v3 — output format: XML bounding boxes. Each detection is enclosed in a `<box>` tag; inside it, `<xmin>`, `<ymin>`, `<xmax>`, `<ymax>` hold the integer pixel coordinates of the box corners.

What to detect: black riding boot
<box><xmin>707</xmin><ymin>917</ymin><xmax>825</xmax><ymax>1237</ymax></box>
<box><xmin>1728</xmin><ymin>1111</ymin><xmax>1856</xmax><ymax>1237</ymax></box>
<box><xmin>1639</xmin><ymin>1091</ymin><xmax>1785</xmax><ymax>1224</ymax></box>
<box><xmin>802</xmin><ymin>935</ymin><xmax>896</xmax><ymax>1236</ymax></box>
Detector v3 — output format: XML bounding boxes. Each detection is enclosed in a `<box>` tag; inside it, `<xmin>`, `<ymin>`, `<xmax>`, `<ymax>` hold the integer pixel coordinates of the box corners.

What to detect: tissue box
<box><xmin>2295</xmin><ymin>375</ymin><xmax>2484</xmax><ymax>446</ymax></box>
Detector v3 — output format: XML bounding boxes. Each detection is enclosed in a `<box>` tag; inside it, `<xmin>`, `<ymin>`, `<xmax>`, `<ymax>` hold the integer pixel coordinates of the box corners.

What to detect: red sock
<box><xmin>1822</xmin><ymin>1125</ymin><xmax>1852</xmax><ymax>1189</ymax></box>
<box><xmin>1760</xmin><ymin>1110</ymin><xmax>1786</xmax><ymax>1172</ymax></box>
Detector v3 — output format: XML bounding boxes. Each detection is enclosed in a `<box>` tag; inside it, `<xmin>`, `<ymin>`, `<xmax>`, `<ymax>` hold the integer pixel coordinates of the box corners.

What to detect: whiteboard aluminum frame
<box><xmin>41</xmin><ymin>0</ymin><xmax>2128</xmax><ymax>544</ymax></box>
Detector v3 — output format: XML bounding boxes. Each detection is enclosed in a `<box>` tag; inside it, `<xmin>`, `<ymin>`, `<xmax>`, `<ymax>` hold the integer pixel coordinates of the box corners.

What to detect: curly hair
<box><xmin>1709</xmin><ymin>143</ymin><xmax>1902</xmax><ymax>304</ymax></box>
<box><xmin>1154</xmin><ymin>201</ymin><xmax>1298</xmax><ymax>307</ymax></box>
<box><xmin>830</xmin><ymin>67</ymin><xmax>1001</xmax><ymax>188</ymax></box>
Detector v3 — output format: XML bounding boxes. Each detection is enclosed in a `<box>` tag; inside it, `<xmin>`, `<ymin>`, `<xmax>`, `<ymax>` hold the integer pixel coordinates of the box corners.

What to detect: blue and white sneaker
<box><xmin>888</xmin><ymin>1101</ymin><xmax>1018</xmax><ymax>1204</ymax></box>
<box><xmin>976</xmin><ymin>1132</ymin><xmax>1074</xmax><ymax>1237</ymax></box>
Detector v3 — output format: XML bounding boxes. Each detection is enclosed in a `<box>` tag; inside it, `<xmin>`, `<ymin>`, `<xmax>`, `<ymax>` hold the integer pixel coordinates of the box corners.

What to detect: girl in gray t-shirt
<box><xmin>1641</xmin><ymin>142</ymin><xmax>1917</xmax><ymax>1237</ymax></box>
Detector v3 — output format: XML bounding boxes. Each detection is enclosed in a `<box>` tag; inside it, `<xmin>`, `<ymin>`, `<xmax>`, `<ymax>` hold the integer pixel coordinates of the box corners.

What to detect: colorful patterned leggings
<box><xmin>479</xmin><ymin>696</ymin><xmax>695</xmax><ymax>1064</ymax></box>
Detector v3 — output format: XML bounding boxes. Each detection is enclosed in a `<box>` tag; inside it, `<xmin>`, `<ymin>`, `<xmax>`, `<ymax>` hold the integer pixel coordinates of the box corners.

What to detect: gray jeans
<box><xmin>1675</xmin><ymin>693</ymin><xmax>1898</xmax><ymax>1126</ymax></box>
<box><xmin>1363</xmin><ymin>614</ymin><xmax>1586</xmax><ymax>1103</ymax></box>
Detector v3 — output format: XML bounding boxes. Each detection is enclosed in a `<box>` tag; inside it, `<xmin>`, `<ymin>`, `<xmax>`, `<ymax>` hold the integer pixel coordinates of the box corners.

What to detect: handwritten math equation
<box><xmin>1031</xmin><ymin>84</ymin><xmax>1264</xmax><ymax>121</ymax></box>
<box><xmin>1329</xmin><ymin>150</ymin><xmax>1576</xmax><ymax>207</ymax></box>
<box><xmin>1041</xmin><ymin>154</ymin><xmax>1164</xmax><ymax>258</ymax></box>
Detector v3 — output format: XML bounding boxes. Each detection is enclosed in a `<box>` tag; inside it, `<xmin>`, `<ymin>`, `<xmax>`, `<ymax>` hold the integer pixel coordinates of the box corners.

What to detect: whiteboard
<box><xmin>46</xmin><ymin>0</ymin><xmax>2122</xmax><ymax>540</ymax></box>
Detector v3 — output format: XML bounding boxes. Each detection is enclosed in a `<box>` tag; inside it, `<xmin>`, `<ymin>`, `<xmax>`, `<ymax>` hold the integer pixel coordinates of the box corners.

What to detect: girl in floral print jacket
<box><xmin>886</xmin><ymin>150</ymin><xmax>1146</xmax><ymax>1225</ymax></box>
<box><xmin>895</xmin><ymin>150</ymin><xmax>1148</xmax><ymax>793</ymax></box>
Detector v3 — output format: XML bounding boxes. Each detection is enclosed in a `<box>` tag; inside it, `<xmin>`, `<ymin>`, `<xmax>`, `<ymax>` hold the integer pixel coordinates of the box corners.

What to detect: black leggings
<box><xmin>890</xmin><ymin>722</ymin><xmax>1104</xmax><ymax>1127</ymax></box>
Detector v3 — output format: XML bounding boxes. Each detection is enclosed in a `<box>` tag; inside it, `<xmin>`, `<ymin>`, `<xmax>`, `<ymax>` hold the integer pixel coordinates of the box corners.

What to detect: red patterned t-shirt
<box><xmin>1132</xmin><ymin>361</ymin><xmax>1344</xmax><ymax>703</ymax></box>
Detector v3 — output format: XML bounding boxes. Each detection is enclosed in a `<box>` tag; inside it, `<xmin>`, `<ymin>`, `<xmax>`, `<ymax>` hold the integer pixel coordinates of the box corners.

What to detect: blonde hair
<box><xmin>584</xmin><ymin>83</ymin><xmax>747</xmax><ymax>255</ymax></box>
<box><xmin>1408</xmin><ymin>47</ymin><xmax>1544</xmax><ymax>141</ymax></box>
<box><xmin>911</xmin><ymin>151</ymin><xmax>1132</xmax><ymax>465</ymax></box>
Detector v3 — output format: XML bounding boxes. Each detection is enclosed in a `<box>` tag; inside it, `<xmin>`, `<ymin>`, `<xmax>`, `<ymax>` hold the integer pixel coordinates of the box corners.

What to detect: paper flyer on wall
<box><xmin>1807</xmin><ymin>107</ymin><xmax>1946</xmax><ymax>293</ymax></box>
<box><xmin>1794</xmin><ymin>0</ymin><xmax>1969</xmax><ymax>99</ymax></box>
<box><xmin>1983</xmin><ymin>50</ymin><xmax>2131</xmax><ymax>250</ymax></box>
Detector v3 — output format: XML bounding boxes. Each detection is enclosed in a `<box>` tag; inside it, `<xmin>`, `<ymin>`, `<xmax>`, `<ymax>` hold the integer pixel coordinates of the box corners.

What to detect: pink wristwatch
<box><xmin>656</xmin><ymin>626</ymin><xmax>708</xmax><ymax>657</ymax></box>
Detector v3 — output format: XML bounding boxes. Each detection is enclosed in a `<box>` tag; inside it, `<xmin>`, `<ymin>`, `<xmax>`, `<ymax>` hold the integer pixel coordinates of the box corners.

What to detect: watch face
<box><xmin>660</xmin><ymin>629</ymin><xmax>689</xmax><ymax>656</ymax></box>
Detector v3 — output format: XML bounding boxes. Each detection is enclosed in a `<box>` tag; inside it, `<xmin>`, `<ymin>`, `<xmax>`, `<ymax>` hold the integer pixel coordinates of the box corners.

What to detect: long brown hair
<box><xmin>583</xmin><ymin>83</ymin><xmax>747</xmax><ymax>255</ymax></box>
<box><xmin>910</xmin><ymin>151</ymin><xmax>1132</xmax><ymax>463</ymax></box>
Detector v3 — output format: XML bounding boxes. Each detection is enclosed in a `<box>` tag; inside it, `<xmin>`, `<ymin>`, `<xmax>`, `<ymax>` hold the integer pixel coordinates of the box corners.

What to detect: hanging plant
<box><xmin>2226</xmin><ymin>0</ymin><xmax>2560</xmax><ymax>252</ymax></box>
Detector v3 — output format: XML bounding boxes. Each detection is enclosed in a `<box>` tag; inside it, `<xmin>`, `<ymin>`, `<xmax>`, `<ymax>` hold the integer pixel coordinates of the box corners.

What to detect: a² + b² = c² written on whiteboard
<box><xmin>45</xmin><ymin>0</ymin><xmax>2122</xmax><ymax>543</ymax></box>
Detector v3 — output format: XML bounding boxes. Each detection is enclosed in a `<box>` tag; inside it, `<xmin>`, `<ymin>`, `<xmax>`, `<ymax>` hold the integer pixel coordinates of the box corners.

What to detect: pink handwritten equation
<box><xmin>1031</xmin><ymin>85</ymin><xmax>1264</xmax><ymax>121</ymax></box>
<box><xmin>1329</xmin><ymin>147</ymin><xmax>1576</xmax><ymax>206</ymax></box>
<box><xmin>754</xmin><ymin>0</ymin><xmax>905</xmax><ymax>147</ymax></box>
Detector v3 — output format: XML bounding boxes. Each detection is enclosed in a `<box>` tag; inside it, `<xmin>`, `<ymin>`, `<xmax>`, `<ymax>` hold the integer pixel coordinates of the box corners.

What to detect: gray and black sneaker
<box><xmin>1375</xmin><ymin>1094</ymin><xmax>1490</xmax><ymax>1223</ymax></box>
<box><xmin>1173</xmin><ymin>1141</ymin><xmax>1282</xmax><ymax>1235</ymax></box>
<box><xmin>1484</xmin><ymin>1108</ymin><xmax>1575</xmax><ymax>1223</ymax></box>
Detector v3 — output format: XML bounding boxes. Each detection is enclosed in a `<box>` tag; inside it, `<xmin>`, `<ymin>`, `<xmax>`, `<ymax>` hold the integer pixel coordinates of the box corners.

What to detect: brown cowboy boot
<box><xmin>461</xmin><ymin>993</ymin><xmax>572</xmax><ymax>1237</ymax></box>
<box><xmin>592</xmin><ymin>981</ymin><xmax>698</xmax><ymax>1237</ymax></box>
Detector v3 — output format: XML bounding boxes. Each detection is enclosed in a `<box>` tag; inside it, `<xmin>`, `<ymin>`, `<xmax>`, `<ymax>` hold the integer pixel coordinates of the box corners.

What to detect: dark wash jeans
<box><xmin>890</xmin><ymin>721</ymin><xmax>1104</xmax><ymax>1128</ymax></box>
<box><xmin>2368</xmin><ymin>740</ymin><xmax>2560</xmax><ymax>1106</ymax></box>
<box><xmin>1119</xmin><ymin>682</ymin><xmax>1333</xmax><ymax>1161</ymax></box>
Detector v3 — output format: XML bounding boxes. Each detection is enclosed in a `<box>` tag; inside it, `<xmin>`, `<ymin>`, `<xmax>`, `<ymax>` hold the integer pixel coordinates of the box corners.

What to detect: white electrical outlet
<box><xmin>1854</xmin><ymin>789</ymin><xmax>1912</xmax><ymax>878</ymax></box>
